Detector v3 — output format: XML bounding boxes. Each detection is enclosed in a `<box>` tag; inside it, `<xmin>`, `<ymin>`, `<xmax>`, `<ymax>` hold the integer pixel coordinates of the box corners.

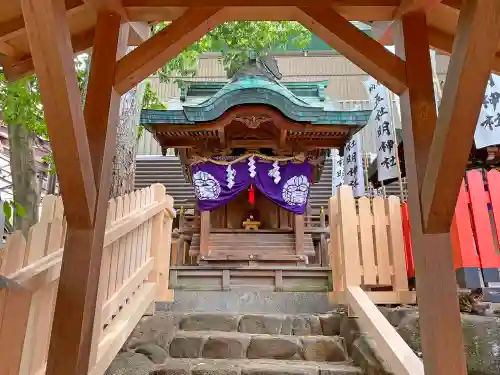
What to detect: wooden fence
<box><xmin>0</xmin><ymin>183</ymin><xmax>175</xmax><ymax>375</ymax></box>
<box><xmin>328</xmin><ymin>185</ymin><xmax>416</xmax><ymax>304</ymax></box>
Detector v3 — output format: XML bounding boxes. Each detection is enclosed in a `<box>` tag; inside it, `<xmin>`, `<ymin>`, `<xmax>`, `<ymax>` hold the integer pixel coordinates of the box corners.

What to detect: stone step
<box><xmin>168</xmin><ymin>331</ymin><xmax>347</xmax><ymax>362</ymax></box>
<box><xmin>153</xmin><ymin>358</ymin><xmax>363</xmax><ymax>375</ymax></box>
<box><xmin>175</xmin><ymin>313</ymin><xmax>342</xmax><ymax>336</ymax></box>
<box><xmin>157</xmin><ymin>291</ymin><xmax>334</xmax><ymax>314</ymax></box>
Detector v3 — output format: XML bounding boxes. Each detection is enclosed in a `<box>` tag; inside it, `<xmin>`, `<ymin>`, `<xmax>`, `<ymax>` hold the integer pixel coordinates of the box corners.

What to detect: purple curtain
<box><xmin>254</xmin><ymin>160</ymin><xmax>312</xmax><ymax>214</ymax></box>
<box><xmin>190</xmin><ymin>157</ymin><xmax>312</xmax><ymax>214</ymax></box>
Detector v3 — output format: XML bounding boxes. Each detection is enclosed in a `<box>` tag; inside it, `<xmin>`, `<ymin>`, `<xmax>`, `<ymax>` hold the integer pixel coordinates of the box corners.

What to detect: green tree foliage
<box><xmin>0</xmin><ymin>55</ymin><xmax>88</xmax><ymax>140</ymax></box>
<box><xmin>142</xmin><ymin>81</ymin><xmax>166</xmax><ymax>110</ymax></box>
<box><xmin>154</xmin><ymin>21</ymin><xmax>312</xmax><ymax>81</ymax></box>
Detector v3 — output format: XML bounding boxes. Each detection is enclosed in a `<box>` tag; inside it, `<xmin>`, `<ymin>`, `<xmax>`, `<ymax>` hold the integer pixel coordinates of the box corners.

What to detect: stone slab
<box><xmin>157</xmin><ymin>292</ymin><xmax>333</xmax><ymax>314</ymax></box>
<box><xmin>153</xmin><ymin>358</ymin><xmax>363</xmax><ymax>375</ymax></box>
<box><xmin>168</xmin><ymin>331</ymin><xmax>348</xmax><ymax>362</ymax></box>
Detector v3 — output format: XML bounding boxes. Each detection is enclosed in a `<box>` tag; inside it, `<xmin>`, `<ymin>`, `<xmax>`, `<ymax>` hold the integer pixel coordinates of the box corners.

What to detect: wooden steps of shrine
<box><xmin>189</xmin><ymin>232</ymin><xmax>315</xmax><ymax>266</ymax></box>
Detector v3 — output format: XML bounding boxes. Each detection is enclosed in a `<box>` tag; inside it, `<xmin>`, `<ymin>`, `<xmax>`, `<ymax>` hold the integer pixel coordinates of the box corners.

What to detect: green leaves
<box><xmin>156</xmin><ymin>21</ymin><xmax>312</xmax><ymax>81</ymax></box>
<box><xmin>2</xmin><ymin>200</ymin><xmax>25</xmax><ymax>224</ymax></box>
<box><xmin>3</xmin><ymin>201</ymin><xmax>11</xmax><ymax>222</ymax></box>
<box><xmin>142</xmin><ymin>81</ymin><xmax>166</xmax><ymax>110</ymax></box>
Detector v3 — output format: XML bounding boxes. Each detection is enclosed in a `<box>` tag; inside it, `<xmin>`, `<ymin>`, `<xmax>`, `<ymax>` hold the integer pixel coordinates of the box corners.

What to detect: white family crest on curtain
<box><xmin>474</xmin><ymin>74</ymin><xmax>500</xmax><ymax>149</ymax></box>
<box><xmin>343</xmin><ymin>133</ymin><xmax>365</xmax><ymax>197</ymax></box>
<box><xmin>193</xmin><ymin>171</ymin><xmax>221</xmax><ymax>200</ymax></box>
<box><xmin>331</xmin><ymin>149</ymin><xmax>344</xmax><ymax>195</ymax></box>
<box><xmin>363</xmin><ymin>77</ymin><xmax>399</xmax><ymax>182</ymax></box>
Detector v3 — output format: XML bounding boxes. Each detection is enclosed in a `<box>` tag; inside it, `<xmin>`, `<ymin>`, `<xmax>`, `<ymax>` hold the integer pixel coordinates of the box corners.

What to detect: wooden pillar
<box><xmin>279</xmin><ymin>207</ymin><xmax>290</xmax><ymax>229</ymax></box>
<box><xmin>319</xmin><ymin>207</ymin><xmax>328</xmax><ymax>266</ymax></box>
<box><xmin>393</xmin><ymin>11</ymin><xmax>467</xmax><ymax>375</ymax></box>
<box><xmin>200</xmin><ymin>210</ymin><xmax>210</xmax><ymax>257</ymax></box>
<box><xmin>20</xmin><ymin>0</ymin><xmax>127</xmax><ymax>373</ymax></box>
<box><xmin>294</xmin><ymin>214</ymin><xmax>305</xmax><ymax>256</ymax></box>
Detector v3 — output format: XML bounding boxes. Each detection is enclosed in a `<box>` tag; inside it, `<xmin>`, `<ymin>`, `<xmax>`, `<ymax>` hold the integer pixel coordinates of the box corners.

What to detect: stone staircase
<box><xmin>135</xmin><ymin>156</ymin><xmax>195</xmax><ymax>210</ymax></box>
<box><xmin>309</xmin><ymin>157</ymin><xmax>333</xmax><ymax>214</ymax></box>
<box><xmin>106</xmin><ymin>292</ymin><xmax>391</xmax><ymax>375</ymax></box>
<box><xmin>134</xmin><ymin>156</ymin><xmax>334</xmax><ymax>215</ymax></box>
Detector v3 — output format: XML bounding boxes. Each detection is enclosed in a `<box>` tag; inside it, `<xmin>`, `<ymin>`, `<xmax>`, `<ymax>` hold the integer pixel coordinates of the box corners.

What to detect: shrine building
<box><xmin>141</xmin><ymin>56</ymin><xmax>371</xmax><ymax>266</ymax></box>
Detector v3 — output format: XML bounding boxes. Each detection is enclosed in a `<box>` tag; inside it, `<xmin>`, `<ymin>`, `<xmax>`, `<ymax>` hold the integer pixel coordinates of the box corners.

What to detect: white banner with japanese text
<box><xmin>364</xmin><ymin>77</ymin><xmax>399</xmax><ymax>182</ymax></box>
<box><xmin>343</xmin><ymin>133</ymin><xmax>365</xmax><ymax>197</ymax></box>
<box><xmin>474</xmin><ymin>74</ymin><xmax>500</xmax><ymax>149</ymax></box>
<box><xmin>331</xmin><ymin>149</ymin><xmax>344</xmax><ymax>195</ymax></box>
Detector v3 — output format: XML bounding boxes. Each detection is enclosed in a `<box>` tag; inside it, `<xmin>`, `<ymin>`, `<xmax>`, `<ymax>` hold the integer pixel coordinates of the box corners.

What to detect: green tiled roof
<box><xmin>140</xmin><ymin>58</ymin><xmax>372</xmax><ymax>128</ymax></box>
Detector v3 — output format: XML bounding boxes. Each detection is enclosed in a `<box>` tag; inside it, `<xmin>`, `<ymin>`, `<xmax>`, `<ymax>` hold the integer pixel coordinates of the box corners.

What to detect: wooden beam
<box><xmin>347</xmin><ymin>286</ymin><xmax>423</xmax><ymax>375</ymax></box>
<box><xmin>3</xmin><ymin>28</ymin><xmax>95</xmax><ymax>82</ymax></box>
<box><xmin>114</xmin><ymin>7</ymin><xmax>224</xmax><ymax>94</ymax></box>
<box><xmin>84</xmin><ymin>15</ymin><xmax>127</xmax><ymax>188</ymax></box>
<box><xmin>123</xmin><ymin>0</ymin><xmax>401</xmax><ymax>6</ymax></box>
<box><xmin>296</xmin><ymin>7</ymin><xmax>407</xmax><ymax>94</ymax></box>
<box><xmin>394</xmin><ymin>0</ymin><xmax>445</xmax><ymax>17</ymax></box>
<box><xmin>21</xmin><ymin>0</ymin><xmax>96</xmax><ymax>227</ymax></box>
<box><xmin>421</xmin><ymin>0</ymin><xmax>500</xmax><ymax>233</ymax></box>
<box><xmin>393</xmin><ymin>12</ymin><xmax>467</xmax><ymax>375</ymax></box>
<box><xmin>83</xmin><ymin>0</ymin><xmax>149</xmax><ymax>44</ymax></box>
<box><xmin>44</xmin><ymin>9</ymin><xmax>128</xmax><ymax>375</ymax></box>
<box><xmin>427</xmin><ymin>26</ymin><xmax>500</xmax><ymax>74</ymax></box>
<box><xmin>0</xmin><ymin>0</ymin><xmax>84</xmax><ymax>42</ymax></box>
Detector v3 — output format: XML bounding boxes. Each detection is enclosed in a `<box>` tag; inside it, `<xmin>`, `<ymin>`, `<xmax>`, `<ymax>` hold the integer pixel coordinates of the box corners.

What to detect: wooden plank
<box><xmin>328</xmin><ymin>196</ymin><xmax>343</xmax><ymax>293</ymax></box>
<box><xmin>394</xmin><ymin>13</ymin><xmax>467</xmax><ymax>375</ymax></box>
<box><xmin>108</xmin><ymin>197</ymin><xmax>122</xmax><ymax>298</ymax></box>
<box><xmin>114</xmin><ymin>7</ymin><xmax>224</xmax><ymax>94</ymax></box>
<box><xmin>31</xmin><ymin>220</ymin><xmax>65</xmax><ymax>374</ymax></box>
<box><xmin>159</xmin><ymin>195</ymin><xmax>175</xmax><ymax>300</ymax></box>
<box><xmin>357</xmin><ymin>197</ymin><xmax>377</xmax><ymax>285</ymax></box>
<box><xmin>467</xmin><ymin>170</ymin><xmax>500</xmax><ymax>284</ymax></box>
<box><xmin>421</xmin><ymin>0</ymin><xmax>500</xmax><ymax>233</ymax></box>
<box><xmin>21</xmin><ymin>0</ymin><xmax>96</xmax><ymax>227</ymax></box>
<box><xmin>296</xmin><ymin>7</ymin><xmax>407</xmax><ymax>95</ymax></box>
<box><xmin>347</xmin><ymin>286</ymin><xmax>424</xmax><ymax>375</ymax></box>
<box><xmin>90</xmin><ymin>283</ymin><xmax>156</xmax><ymax>375</ymax></box>
<box><xmin>0</xmin><ymin>277</ymin><xmax>32</xmax><ymax>375</ymax></box>
<box><xmin>116</xmin><ymin>194</ymin><xmax>129</xmax><ymax>289</ymax></box>
<box><xmin>149</xmin><ymin>185</ymin><xmax>166</xmax><ymax>293</ymax></box>
<box><xmin>19</xmin><ymin>219</ymin><xmax>52</xmax><ymax>375</ymax></box>
<box><xmin>89</xmin><ymin>198</ymin><xmax>115</xmax><ymax>368</ymax></box>
<box><xmin>1</xmin><ymin>231</ymin><xmax>27</xmax><ymax>275</ymax></box>
<box><xmin>386</xmin><ymin>196</ymin><xmax>409</xmax><ymax>291</ymax></box>
<box><xmin>372</xmin><ymin>196</ymin><xmax>391</xmax><ymax>285</ymax></box>
<box><xmin>337</xmin><ymin>186</ymin><xmax>362</xmax><ymax>286</ymax></box>
<box><xmin>130</xmin><ymin>191</ymin><xmax>141</xmax><ymax>277</ymax></box>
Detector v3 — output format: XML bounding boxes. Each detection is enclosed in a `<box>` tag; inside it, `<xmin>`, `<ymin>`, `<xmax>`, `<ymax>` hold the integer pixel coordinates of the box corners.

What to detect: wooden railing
<box><xmin>347</xmin><ymin>286</ymin><xmax>423</xmax><ymax>375</ymax></box>
<box><xmin>328</xmin><ymin>185</ymin><xmax>415</xmax><ymax>305</ymax></box>
<box><xmin>0</xmin><ymin>183</ymin><xmax>175</xmax><ymax>375</ymax></box>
